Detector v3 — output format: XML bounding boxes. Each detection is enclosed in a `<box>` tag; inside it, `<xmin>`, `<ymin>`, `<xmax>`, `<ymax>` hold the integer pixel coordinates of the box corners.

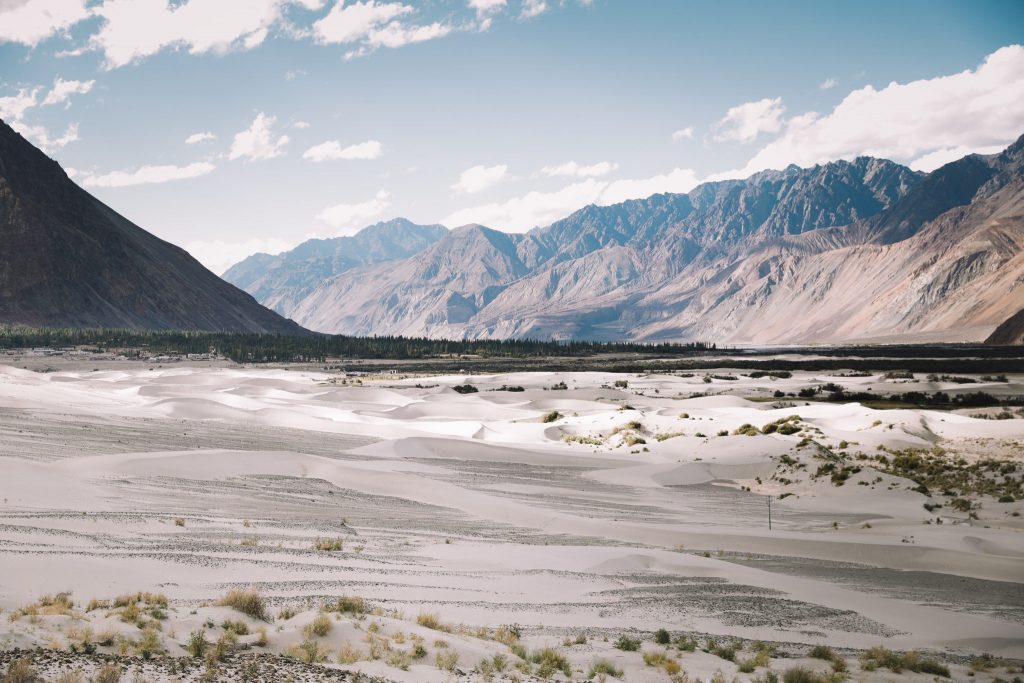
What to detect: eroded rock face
<box><xmin>232</xmin><ymin>137</ymin><xmax>1024</xmax><ymax>344</ymax></box>
<box><xmin>0</xmin><ymin>118</ymin><xmax>306</xmax><ymax>334</ymax></box>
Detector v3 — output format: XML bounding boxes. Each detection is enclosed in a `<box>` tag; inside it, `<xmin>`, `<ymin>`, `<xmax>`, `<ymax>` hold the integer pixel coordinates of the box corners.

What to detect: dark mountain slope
<box><xmin>987</xmin><ymin>308</ymin><xmax>1024</xmax><ymax>345</ymax></box>
<box><xmin>0</xmin><ymin>119</ymin><xmax>305</xmax><ymax>333</ymax></box>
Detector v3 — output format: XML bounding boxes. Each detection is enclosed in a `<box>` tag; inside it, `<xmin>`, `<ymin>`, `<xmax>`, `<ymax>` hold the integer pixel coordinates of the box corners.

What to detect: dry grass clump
<box><xmin>337</xmin><ymin>642</ymin><xmax>365</xmax><ymax>664</ymax></box>
<box><xmin>289</xmin><ymin>636</ymin><xmax>330</xmax><ymax>663</ymax></box>
<box><xmin>217</xmin><ymin>589</ymin><xmax>269</xmax><ymax>622</ymax></box>
<box><xmin>326</xmin><ymin>595</ymin><xmax>367</xmax><ymax>615</ymax></box>
<box><xmin>494</xmin><ymin>623</ymin><xmax>522</xmax><ymax>647</ymax></box>
<box><xmin>781</xmin><ymin>666</ymin><xmax>844</xmax><ymax>683</ymax></box>
<box><xmin>312</xmin><ymin>536</ymin><xmax>344</xmax><ymax>552</ymax></box>
<box><xmin>643</xmin><ymin>649</ymin><xmax>681</xmax><ymax>673</ymax></box>
<box><xmin>562</xmin><ymin>434</ymin><xmax>604</xmax><ymax>445</ymax></box>
<box><xmin>733</xmin><ymin>423</ymin><xmax>761</xmax><ymax>436</ymax></box>
<box><xmin>385</xmin><ymin>649</ymin><xmax>413</xmax><ymax>670</ymax></box>
<box><xmin>52</xmin><ymin>671</ymin><xmax>85</xmax><ymax>683</ymax></box>
<box><xmin>416</xmin><ymin>611</ymin><xmax>451</xmax><ymax>632</ymax></box>
<box><xmin>654</xmin><ymin>432</ymin><xmax>684</xmax><ymax>441</ymax></box>
<box><xmin>435</xmin><ymin>649</ymin><xmax>460</xmax><ymax>671</ymax></box>
<box><xmin>92</xmin><ymin>664</ymin><xmax>122</xmax><ymax>683</ymax></box>
<box><xmin>134</xmin><ymin>626</ymin><xmax>165</xmax><ymax>659</ymax></box>
<box><xmin>542</xmin><ymin>410</ymin><xmax>563</xmax><ymax>423</ymax></box>
<box><xmin>85</xmin><ymin>598</ymin><xmax>111</xmax><ymax>612</ymax></box>
<box><xmin>9</xmin><ymin>592</ymin><xmax>78</xmax><ymax>622</ymax></box>
<box><xmin>304</xmin><ymin>613</ymin><xmax>333</xmax><ymax>637</ymax></box>
<box><xmin>1</xmin><ymin>658</ymin><xmax>40</xmax><ymax>683</ymax></box>
<box><xmin>589</xmin><ymin>658</ymin><xmax>623</xmax><ymax>679</ymax></box>
<box><xmin>221</xmin><ymin>619</ymin><xmax>249</xmax><ymax>635</ymax></box>
<box><xmin>860</xmin><ymin>646</ymin><xmax>949</xmax><ymax>677</ymax></box>
<box><xmin>529</xmin><ymin>647</ymin><xmax>572</xmax><ymax>678</ymax></box>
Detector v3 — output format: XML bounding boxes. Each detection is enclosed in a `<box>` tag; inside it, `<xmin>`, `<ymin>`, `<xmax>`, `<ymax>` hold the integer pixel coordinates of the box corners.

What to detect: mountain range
<box><xmin>226</xmin><ymin>139</ymin><xmax>1024</xmax><ymax>344</ymax></box>
<box><xmin>0</xmin><ymin>119</ymin><xmax>304</xmax><ymax>334</ymax></box>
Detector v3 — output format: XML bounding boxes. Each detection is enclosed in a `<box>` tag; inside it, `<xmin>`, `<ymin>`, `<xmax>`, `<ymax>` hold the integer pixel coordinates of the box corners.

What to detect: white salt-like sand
<box><xmin>0</xmin><ymin>361</ymin><xmax>1021</xmax><ymax>681</ymax></box>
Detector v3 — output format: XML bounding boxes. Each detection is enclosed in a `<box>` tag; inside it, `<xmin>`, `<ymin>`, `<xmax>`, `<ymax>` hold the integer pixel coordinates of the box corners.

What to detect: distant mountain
<box><xmin>225</xmin><ymin>139</ymin><xmax>1024</xmax><ymax>345</ymax></box>
<box><xmin>0</xmin><ymin>119</ymin><xmax>305</xmax><ymax>334</ymax></box>
<box><xmin>223</xmin><ymin>219</ymin><xmax>447</xmax><ymax>317</ymax></box>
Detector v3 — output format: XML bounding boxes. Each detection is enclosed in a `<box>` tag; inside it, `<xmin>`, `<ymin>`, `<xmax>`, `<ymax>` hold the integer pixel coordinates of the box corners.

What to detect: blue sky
<box><xmin>2</xmin><ymin>0</ymin><xmax>1023</xmax><ymax>273</ymax></box>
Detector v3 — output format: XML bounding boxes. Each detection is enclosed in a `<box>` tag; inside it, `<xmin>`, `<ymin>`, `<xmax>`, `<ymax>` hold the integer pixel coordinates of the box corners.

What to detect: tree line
<box><xmin>0</xmin><ymin>326</ymin><xmax>717</xmax><ymax>363</ymax></box>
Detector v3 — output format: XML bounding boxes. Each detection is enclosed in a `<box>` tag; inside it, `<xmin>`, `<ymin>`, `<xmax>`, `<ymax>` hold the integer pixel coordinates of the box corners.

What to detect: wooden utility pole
<box><xmin>767</xmin><ymin>495</ymin><xmax>772</xmax><ymax>531</ymax></box>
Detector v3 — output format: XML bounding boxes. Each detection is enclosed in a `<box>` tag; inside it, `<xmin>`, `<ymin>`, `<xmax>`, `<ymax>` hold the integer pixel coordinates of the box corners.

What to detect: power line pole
<box><xmin>767</xmin><ymin>495</ymin><xmax>772</xmax><ymax>531</ymax></box>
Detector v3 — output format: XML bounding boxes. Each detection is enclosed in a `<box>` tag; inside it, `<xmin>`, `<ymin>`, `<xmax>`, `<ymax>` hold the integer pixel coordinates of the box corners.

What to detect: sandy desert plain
<box><xmin>0</xmin><ymin>353</ymin><xmax>1022</xmax><ymax>683</ymax></box>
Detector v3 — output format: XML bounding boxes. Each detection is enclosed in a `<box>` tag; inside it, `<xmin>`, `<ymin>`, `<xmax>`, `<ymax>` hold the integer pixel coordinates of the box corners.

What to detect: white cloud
<box><xmin>314</xmin><ymin>0</ymin><xmax>451</xmax><ymax>58</ymax></box>
<box><xmin>364</xmin><ymin>20</ymin><xmax>449</xmax><ymax>49</ymax></box>
<box><xmin>293</xmin><ymin>120</ymin><xmax>311</xmax><ymax>129</ymax></box>
<box><xmin>89</xmin><ymin>0</ymin><xmax>285</xmax><ymax>69</ymax></box>
<box><xmin>0</xmin><ymin>87</ymin><xmax>40</xmax><ymax>121</ymax></box>
<box><xmin>303</xmin><ymin>139</ymin><xmax>382</xmax><ymax>161</ymax></box>
<box><xmin>41</xmin><ymin>77</ymin><xmax>95</xmax><ymax>106</ymax></box>
<box><xmin>733</xmin><ymin>44</ymin><xmax>1024</xmax><ymax>176</ymax></box>
<box><xmin>540</xmin><ymin>160</ymin><xmax>618</xmax><ymax>178</ymax></box>
<box><xmin>185</xmin><ymin>235</ymin><xmax>300</xmax><ymax>276</ymax></box>
<box><xmin>819</xmin><ymin>77</ymin><xmax>837</xmax><ymax>91</ymax></box>
<box><xmin>469</xmin><ymin>0</ymin><xmax>506</xmax><ymax>11</ymax></box>
<box><xmin>185</xmin><ymin>131</ymin><xmax>216</xmax><ymax>144</ymax></box>
<box><xmin>316</xmin><ymin>189</ymin><xmax>390</xmax><ymax>229</ymax></box>
<box><xmin>908</xmin><ymin>144</ymin><xmax>1007</xmax><ymax>172</ymax></box>
<box><xmin>520</xmin><ymin>0</ymin><xmax>546</xmax><ymax>18</ymax></box>
<box><xmin>671</xmin><ymin>126</ymin><xmax>694</xmax><ymax>142</ymax></box>
<box><xmin>314</xmin><ymin>0</ymin><xmax>412</xmax><ymax>43</ymax></box>
<box><xmin>442</xmin><ymin>167</ymin><xmax>700</xmax><ymax>232</ymax></box>
<box><xmin>452</xmin><ymin>164</ymin><xmax>509</xmax><ymax>193</ymax></box>
<box><xmin>81</xmin><ymin>161</ymin><xmax>216</xmax><ymax>188</ymax></box>
<box><xmin>600</xmin><ymin>168</ymin><xmax>701</xmax><ymax>204</ymax></box>
<box><xmin>713</xmin><ymin>97</ymin><xmax>785</xmax><ymax>144</ymax></box>
<box><xmin>10</xmin><ymin>120</ymin><xmax>79</xmax><ymax>152</ymax></box>
<box><xmin>229</xmin><ymin>112</ymin><xmax>289</xmax><ymax>161</ymax></box>
<box><xmin>0</xmin><ymin>0</ymin><xmax>90</xmax><ymax>47</ymax></box>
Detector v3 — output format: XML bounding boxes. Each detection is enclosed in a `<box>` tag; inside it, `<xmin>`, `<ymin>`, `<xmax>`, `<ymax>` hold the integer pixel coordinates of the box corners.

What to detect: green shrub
<box><xmin>542</xmin><ymin>410</ymin><xmax>562</xmax><ymax>423</ymax></box>
<box><xmin>809</xmin><ymin>645</ymin><xmax>835</xmax><ymax>660</ymax></box>
<box><xmin>530</xmin><ymin>647</ymin><xmax>572</xmax><ymax>678</ymax></box>
<box><xmin>186</xmin><ymin>630</ymin><xmax>208</xmax><ymax>658</ymax></box>
<box><xmin>614</xmin><ymin>635</ymin><xmax>641</xmax><ymax>651</ymax></box>
<box><xmin>654</xmin><ymin>628</ymin><xmax>671</xmax><ymax>644</ymax></box>
<box><xmin>221</xmin><ymin>619</ymin><xmax>249</xmax><ymax>636</ymax></box>
<box><xmin>782</xmin><ymin>666</ymin><xmax>831</xmax><ymax>683</ymax></box>
<box><xmin>712</xmin><ymin>645</ymin><xmax>737</xmax><ymax>661</ymax></box>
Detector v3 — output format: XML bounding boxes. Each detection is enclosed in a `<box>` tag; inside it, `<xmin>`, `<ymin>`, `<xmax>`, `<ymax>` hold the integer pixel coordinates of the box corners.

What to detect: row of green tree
<box><xmin>0</xmin><ymin>326</ymin><xmax>717</xmax><ymax>363</ymax></box>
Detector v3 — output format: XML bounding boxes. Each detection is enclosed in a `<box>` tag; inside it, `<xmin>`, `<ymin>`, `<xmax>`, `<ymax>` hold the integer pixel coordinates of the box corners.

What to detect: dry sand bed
<box><xmin>0</xmin><ymin>363</ymin><xmax>1022</xmax><ymax>682</ymax></box>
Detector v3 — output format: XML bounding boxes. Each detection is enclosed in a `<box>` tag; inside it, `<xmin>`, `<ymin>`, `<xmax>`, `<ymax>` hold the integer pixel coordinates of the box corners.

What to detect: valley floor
<box><xmin>0</xmin><ymin>359</ymin><xmax>1022</xmax><ymax>682</ymax></box>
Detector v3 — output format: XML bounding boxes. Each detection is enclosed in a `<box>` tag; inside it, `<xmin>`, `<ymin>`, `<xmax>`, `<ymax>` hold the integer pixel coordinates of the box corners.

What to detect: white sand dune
<box><xmin>0</xmin><ymin>362</ymin><xmax>1022</xmax><ymax>681</ymax></box>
